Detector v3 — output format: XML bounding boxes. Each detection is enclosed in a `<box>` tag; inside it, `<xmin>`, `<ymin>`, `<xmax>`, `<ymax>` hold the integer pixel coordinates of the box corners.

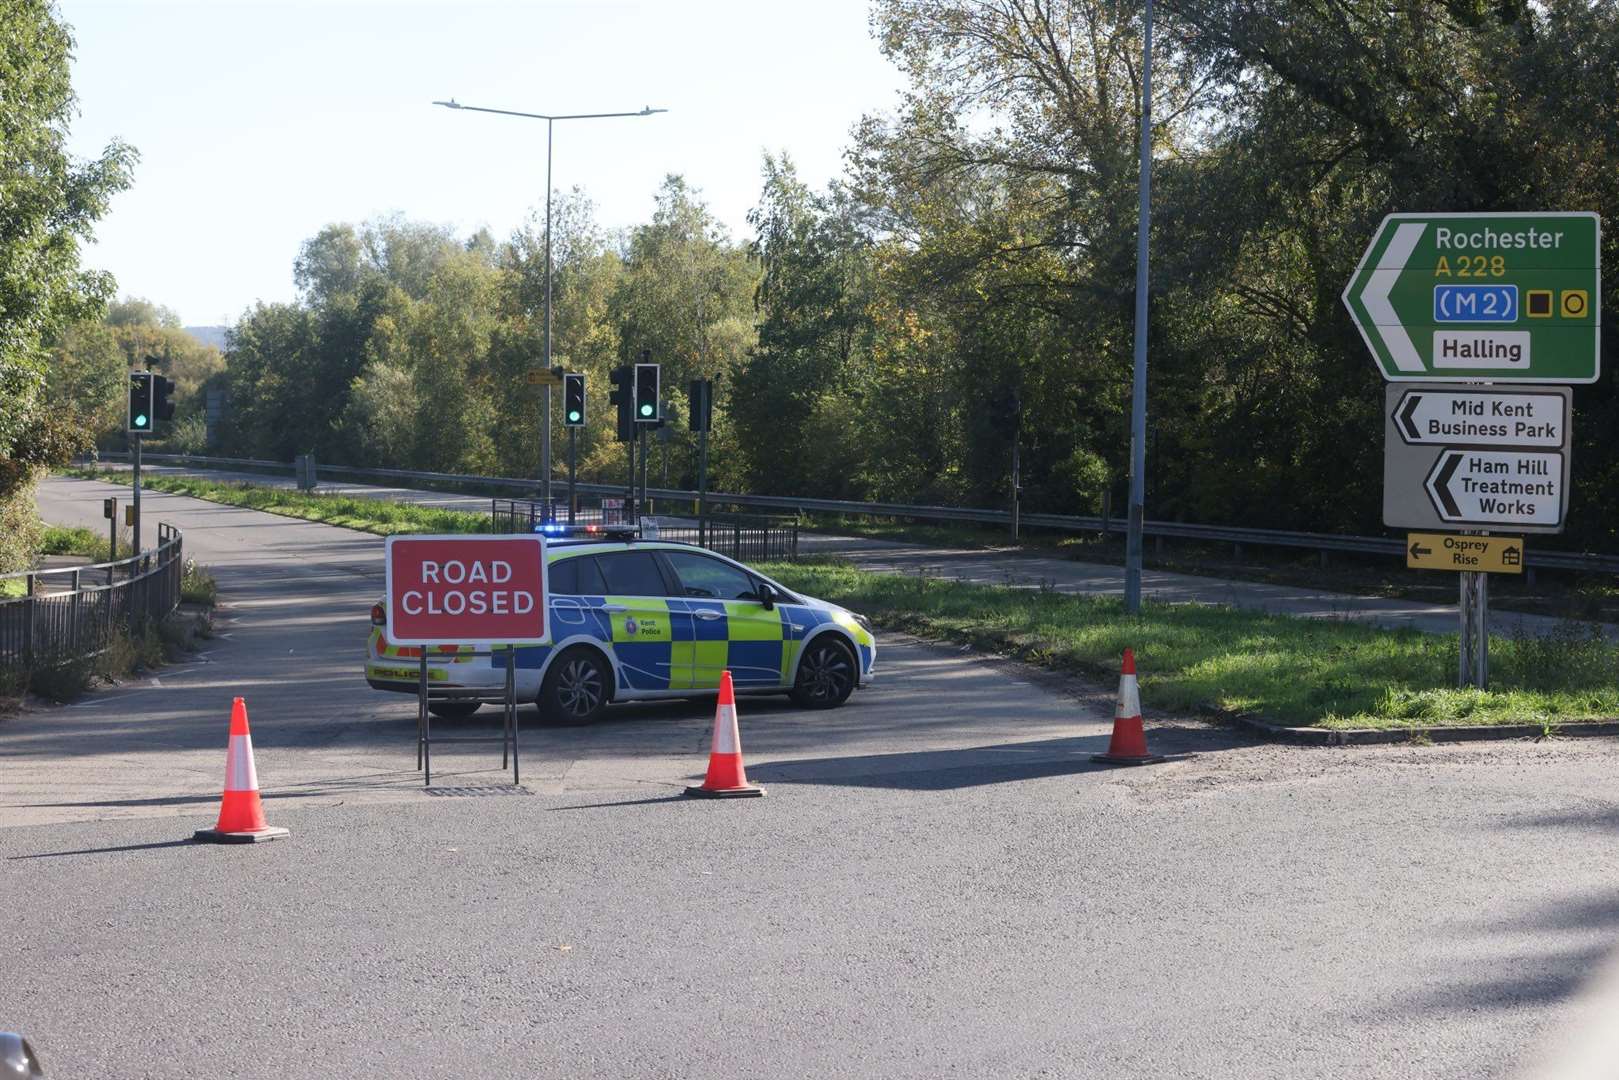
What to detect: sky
<box><xmin>59</xmin><ymin>0</ymin><xmax>909</xmax><ymax>326</ymax></box>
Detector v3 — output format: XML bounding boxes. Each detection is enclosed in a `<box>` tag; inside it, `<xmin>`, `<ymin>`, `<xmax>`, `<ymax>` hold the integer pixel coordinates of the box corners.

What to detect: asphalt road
<box><xmin>7</xmin><ymin>475</ymin><xmax>1619</xmax><ymax>1078</ymax></box>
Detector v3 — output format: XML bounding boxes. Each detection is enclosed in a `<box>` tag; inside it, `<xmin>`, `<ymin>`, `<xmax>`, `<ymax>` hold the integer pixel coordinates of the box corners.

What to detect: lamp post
<box><xmin>432</xmin><ymin>98</ymin><xmax>667</xmax><ymax>514</ymax></box>
<box><xmin>1123</xmin><ymin>0</ymin><xmax>1152</xmax><ymax>614</ymax></box>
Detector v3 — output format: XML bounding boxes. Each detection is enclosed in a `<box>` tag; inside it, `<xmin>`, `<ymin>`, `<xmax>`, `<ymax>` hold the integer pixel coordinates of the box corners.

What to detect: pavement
<box><xmin>8</xmin><ymin>474</ymin><xmax>1619</xmax><ymax>1078</ymax></box>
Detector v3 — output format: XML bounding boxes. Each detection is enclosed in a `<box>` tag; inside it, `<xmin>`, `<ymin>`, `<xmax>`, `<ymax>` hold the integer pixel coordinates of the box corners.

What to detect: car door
<box><xmin>593</xmin><ymin>550</ymin><xmax>680</xmax><ymax>692</ymax></box>
<box><xmin>660</xmin><ymin>550</ymin><xmax>783</xmax><ymax>690</ymax></box>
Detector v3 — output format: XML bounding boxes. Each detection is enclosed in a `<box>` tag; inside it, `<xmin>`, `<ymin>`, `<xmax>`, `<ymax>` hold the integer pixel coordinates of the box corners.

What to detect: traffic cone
<box><xmin>1091</xmin><ymin>648</ymin><xmax>1164</xmax><ymax>766</ymax></box>
<box><xmin>684</xmin><ymin>671</ymin><xmax>765</xmax><ymax>799</ymax></box>
<box><xmin>193</xmin><ymin>698</ymin><xmax>290</xmax><ymax>843</ymax></box>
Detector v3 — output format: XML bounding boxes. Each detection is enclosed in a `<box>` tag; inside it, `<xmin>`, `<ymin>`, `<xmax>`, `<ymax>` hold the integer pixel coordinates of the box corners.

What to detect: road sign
<box><xmin>1383</xmin><ymin>383</ymin><xmax>1571</xmax><ymax>533</ymax></box>
<box><xmin>526</xmin><ymin>369</ymin><xmax>564</xmax><ymax>386</ymax></box>
<box><xmin>1406</xmin><ymin>533</ymin><xmax>1525</xmax><ymax>574</ymax></box>
<box><xmin>384</xmin><ymin>534</ymin><xmax>547</xmax><ymax>646</ymax></box>
<box><xmin>1391</xmin><ymin>387</ymin><xmax>1567</xmax><ymax>448</ymax></box>
<box><xmin>1344</xmin><ymin>212</ymin><xmax>1601</xmax><ymax>382</ymax></box>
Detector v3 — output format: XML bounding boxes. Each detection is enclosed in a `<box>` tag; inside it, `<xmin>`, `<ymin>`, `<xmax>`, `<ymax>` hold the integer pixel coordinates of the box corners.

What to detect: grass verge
<box><xmin>761</xmin><ymin>560</ymin><xmax>1619</xmax><ymax>731</ymax></box>
<box><xmin>64</xmin><ymin>467</ymin><xmax>489</xmax><ymax>536</ymax></box>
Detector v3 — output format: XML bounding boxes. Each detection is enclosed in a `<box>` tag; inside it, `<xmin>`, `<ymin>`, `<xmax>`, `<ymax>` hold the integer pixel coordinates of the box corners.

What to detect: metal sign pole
<box><xmin>1457</xmin><ymin>572</ymin><xmax>1471</xmax><ymax>689</ymax></box>
<box><xmin>1476</xmin><ymin>570</ymin><xmax>1490</xmax><ymax>690</ymax></box>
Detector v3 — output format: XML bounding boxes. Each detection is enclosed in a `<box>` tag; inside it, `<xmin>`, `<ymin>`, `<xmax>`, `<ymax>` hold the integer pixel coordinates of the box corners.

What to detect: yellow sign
<box><xmin>1560</xmin><ymin>289</ymin><xmax>1589</xmax><ymax>319</ymax></box>
<box><xmin>1406</xmin><ymin>533</ymin><xmax>1525</xmax><ymax>574</ymax></box>
<box><xmin>526</xmin><ymin>370</ymin><xmax>563</xmax><ymax>386</ymax></box>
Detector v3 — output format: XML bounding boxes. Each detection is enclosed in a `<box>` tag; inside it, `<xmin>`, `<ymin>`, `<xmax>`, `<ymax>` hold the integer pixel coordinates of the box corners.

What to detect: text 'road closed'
<box><xmin>385</xmin><ymin>535</ymin><xmax>548</xmax><ymax>645</ymax></box>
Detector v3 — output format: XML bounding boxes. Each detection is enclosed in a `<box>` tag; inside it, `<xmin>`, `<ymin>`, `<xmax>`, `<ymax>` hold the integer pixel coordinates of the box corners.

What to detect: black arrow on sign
<box><xmin>1409</xmin><ymin>541</ymin><xmax>1432</xmax><ymax>560</ymax></box>
<box><xmin>1398</xmin><ymin>393</ymin><xmax>1423</xmax><ymax>443</ymax></box>
<box><xmin>1426</xmin><ymin>452</ymin><xmax>1463</xmax><ymax>518</ymax></box>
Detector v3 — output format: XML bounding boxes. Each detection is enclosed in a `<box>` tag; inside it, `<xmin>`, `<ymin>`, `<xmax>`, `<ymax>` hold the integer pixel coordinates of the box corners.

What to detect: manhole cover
<box><xmin>426</xmin><ymin>785</ymin><xmax>532</xmax><ymax>798</ymax></box>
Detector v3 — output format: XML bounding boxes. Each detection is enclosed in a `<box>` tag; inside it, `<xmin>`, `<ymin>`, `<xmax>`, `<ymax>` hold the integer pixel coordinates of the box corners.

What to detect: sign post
<box><xmin>1351</xmin><ymin>210</ymin><xmax>1600</xmax><ymax>691</ymax></box>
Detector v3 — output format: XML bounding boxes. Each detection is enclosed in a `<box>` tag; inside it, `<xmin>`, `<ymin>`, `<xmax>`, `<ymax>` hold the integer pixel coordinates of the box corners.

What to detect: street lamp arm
<box><xmin>432</xmin><ymin>100</ymin><xmax>668</xmax><ymax>122</ymax></box>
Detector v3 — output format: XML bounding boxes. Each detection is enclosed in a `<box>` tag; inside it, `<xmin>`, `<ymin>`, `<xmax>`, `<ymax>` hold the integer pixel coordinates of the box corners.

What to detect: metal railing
<box><xmin>88</xmin><ymin>451</ymin><xmax>1619</xmax><ymax>576</ymax></box>
<box><xmin>0</xmin><ymin>523</ymin><xmax>184</xmax><ymax>677</ymax></box>
<box><xmin>489</xmin><ymin>499</ymin><xmax>800</xmax><ymax>562</ymax></box>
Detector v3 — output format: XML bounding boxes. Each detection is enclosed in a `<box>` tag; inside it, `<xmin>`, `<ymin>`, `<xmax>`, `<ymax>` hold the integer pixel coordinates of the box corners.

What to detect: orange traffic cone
<box><xmin>684</xmin><ymin>671</ymin><xmax>765</xmax><ymax>799</ymax></box>
<box><xmin>1091</xmin><ymin>648</ymin><xmax>1164</xmax><ymax>766</ymax></box>
<box><xmin>193</xmin><ymin>698</ymin><xmax>290</xmax><ymax>843</ymax></box>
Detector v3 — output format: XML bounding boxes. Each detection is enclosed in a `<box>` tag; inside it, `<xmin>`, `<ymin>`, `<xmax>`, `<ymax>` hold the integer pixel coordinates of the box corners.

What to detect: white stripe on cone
<box><xmin>1115</xmin><ymin>673</ymin><xmax>1141</xmax><ymax>720</ymax></box>
<box><xmin>224</xmin><ymin>733</ymin><xmax>259</xmax><ymax>793</ymax></box>
<box><xmin>711</xmin><ymin>704</ymin><xmax>740</xmax><ymax>755</ymax></box>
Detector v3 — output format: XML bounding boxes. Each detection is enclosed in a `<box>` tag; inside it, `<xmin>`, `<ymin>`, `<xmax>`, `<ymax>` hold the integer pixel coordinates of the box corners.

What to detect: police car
<box><xmin>366</xmin><ymin>530</ymin><xmax>876</xmax><ymax>722</ymax></box>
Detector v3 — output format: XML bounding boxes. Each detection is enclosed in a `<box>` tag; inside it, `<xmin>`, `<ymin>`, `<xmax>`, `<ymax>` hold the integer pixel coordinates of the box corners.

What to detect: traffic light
<box><xmin>688</xmin><ymin>378</ymin><xmax>713</xmax><ymax>433</ymax></box>
<box><xmin>608</xmin><ymin>365</ymin><xmax>634</xmax><ymax>442</ymax></box>
<box><xmin>634</xmin><ymin>361</ymin><xmax>659</xmax><ymax>423</ymax></box>
<box><xmin>128</xmin><ymin>372</ymin><xmax>154</xmax><ymax>434</ymax></box>
<box><xmin>563</xmin><ymin>373</ymin><xmax>585</xmax><ymax>427</ymax></box>
<box><xmin>154</xmin><ymin>375</ymin><xmax>177</xmax><ymax>424</ymax></box>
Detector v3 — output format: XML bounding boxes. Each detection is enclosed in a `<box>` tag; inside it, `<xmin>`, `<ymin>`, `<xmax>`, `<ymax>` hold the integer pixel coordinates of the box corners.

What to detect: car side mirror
<box><xmin>1</xmin><ymin>1032</ymin><xmax>44</xmax><ymax>1077</ymax></box>
<box><xmin>757</xmin><ymin>583</ymin><xmax>778</xmax><ymax>611</ymax></box>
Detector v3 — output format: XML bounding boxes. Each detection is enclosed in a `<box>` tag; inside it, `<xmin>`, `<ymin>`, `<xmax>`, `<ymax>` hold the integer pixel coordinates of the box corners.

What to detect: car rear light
<box><xmin>370</xmin><ymin>603</ymin><xmax>386</xmax><ymax>626</ymax></box>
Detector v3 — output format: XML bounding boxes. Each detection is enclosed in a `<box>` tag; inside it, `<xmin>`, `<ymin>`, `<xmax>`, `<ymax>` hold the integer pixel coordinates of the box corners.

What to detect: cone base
<box><xmin>193</xmin><ymin>825</ymin><xmax>290</xmax><ymax>844</ymax></box>
<box><xmin>683</xmin><ymin>784</ymin><xmax>765</xmax><ymax>799</ymax></box>
<box><xmin>1090</xmin><ymin>752</ymin><xmax>1165</xmax><ymax>766</ymax></box>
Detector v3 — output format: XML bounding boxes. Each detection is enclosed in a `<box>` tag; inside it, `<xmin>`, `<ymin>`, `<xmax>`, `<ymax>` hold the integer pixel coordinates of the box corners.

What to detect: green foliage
<box><xmin>180</xmin><ymin>558</ymin><xmax>217</xmax><ymax>606</ymax></box>
<box><xmin>0</xmin><ymin>1</ymin><xmax>135</xmax><ymax>570</ymax></box>
<box><xmin>763</xmin><ymin>561</ymin><xmax>1619</xmax><ymax>729</ymax></box>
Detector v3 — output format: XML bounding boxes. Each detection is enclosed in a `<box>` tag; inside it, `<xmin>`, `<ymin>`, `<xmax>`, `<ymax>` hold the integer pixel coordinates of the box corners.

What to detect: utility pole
<box><xmin>1124</xmin><ymin>0</ymin><xmax>1155</xmax><ymax>614</ymax></box>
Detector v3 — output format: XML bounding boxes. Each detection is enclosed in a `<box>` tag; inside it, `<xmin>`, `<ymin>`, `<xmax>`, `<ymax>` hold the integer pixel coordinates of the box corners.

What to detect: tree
<box><xmin>0</xmin><ymin>0</ymin><xmax>135</xmax><ymax>567</ymax></box>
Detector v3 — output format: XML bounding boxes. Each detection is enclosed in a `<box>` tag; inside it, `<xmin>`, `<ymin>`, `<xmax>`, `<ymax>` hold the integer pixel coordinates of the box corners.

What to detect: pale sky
<box><xmin>60</xmin><ymin>0</ymin><xmax>908</xmax><ymax>326</ymax></box>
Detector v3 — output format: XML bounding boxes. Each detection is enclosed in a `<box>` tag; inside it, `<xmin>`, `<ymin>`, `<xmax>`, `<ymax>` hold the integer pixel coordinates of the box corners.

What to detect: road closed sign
<box><xmin>384</xmin><ymin>535</ymin><xmax>547</xmax><ymax>645</ymax></box>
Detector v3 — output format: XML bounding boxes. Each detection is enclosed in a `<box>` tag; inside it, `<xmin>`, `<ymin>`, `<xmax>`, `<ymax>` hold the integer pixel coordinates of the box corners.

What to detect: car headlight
<box><xmin>852</xmin><ymin>612</ymin><xmax>873</xmax><ymax>634</ymax></box>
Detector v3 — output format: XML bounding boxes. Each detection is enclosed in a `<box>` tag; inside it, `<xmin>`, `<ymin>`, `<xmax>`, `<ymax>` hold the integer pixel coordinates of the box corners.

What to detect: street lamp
<box><xmin>432</xmin><ymin>98</ymin><xmax>667</xmax><ymax>514</ymax></box>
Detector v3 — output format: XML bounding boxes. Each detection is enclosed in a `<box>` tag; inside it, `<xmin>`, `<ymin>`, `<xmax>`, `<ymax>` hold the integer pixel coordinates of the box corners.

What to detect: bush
<box><xmin>180</xmin><ymin>558</ymin><xmax>217</xmax><ymax>606</ymax></box>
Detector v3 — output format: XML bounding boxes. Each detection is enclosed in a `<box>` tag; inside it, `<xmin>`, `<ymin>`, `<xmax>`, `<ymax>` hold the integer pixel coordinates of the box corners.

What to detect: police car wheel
<box><xmin>541</xmin><ymin>647</ymin><xmax>610</xmax><ymax>724</ymax></box>
<box><xmin>790</xmin><ymin>638</ymin><xmax>857</xmax><ymax>709</ymax></box>
<box><xmin>427</xmin><ymin>701</ymin><xmax>481</xmax><ymax>719</ymax></box>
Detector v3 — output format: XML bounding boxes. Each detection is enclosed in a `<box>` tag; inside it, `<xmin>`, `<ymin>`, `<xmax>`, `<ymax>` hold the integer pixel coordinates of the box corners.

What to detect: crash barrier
<box><xmin>91</xmin><ymin>451</ymin><xmax>1619</xmax><ymax>578</ymax></box>
<box><xmin>0</xmin><ymin>522</ymin><xmax>183</xmax><ymax>680</ymax></box>
<box><xmin>489</xmin><ymin>498</ymin><xmax>800</xmax><ymax>563</ymax></box>
<box><xmin>416</xmin><ymin>646</ymin><xmax>520</xmax><ymax>787</ymax></box>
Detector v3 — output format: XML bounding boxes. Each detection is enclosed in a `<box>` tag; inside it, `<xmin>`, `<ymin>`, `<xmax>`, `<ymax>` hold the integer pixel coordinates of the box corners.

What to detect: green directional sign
<box><xmin>1343</xmin><ymin>212</ymin><xmax>1601</xmax><ymax>383</ymax></box>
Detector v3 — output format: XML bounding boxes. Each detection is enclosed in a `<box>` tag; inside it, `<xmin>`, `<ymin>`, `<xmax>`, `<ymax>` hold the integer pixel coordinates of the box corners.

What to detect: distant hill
<box><xmin>183</xmin><ymin>325</ymin><xmax>229</xmax><ymax>350</ymax></box>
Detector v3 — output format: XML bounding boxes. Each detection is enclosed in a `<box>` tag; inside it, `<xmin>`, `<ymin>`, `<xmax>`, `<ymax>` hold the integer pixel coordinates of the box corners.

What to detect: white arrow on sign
<box><xmin>1393</xmin><ymin>389</ymin><xmax>1567</xmax><ymax>448</ymax></box>
<box><xmin>1356</xmin><ymin>222</ymin><xmax>1427</xmax><ymax>373</ymax></box>
<box><xmin>1423</xmin><ymin>449</ymin><xmax>1564</xmax><ymax>527</ymax></box>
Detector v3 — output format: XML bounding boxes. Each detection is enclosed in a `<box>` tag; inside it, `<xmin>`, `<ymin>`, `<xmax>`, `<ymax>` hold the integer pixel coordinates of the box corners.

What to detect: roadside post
<box><xmin>1346</xmin><ymin>211</ymin><xmax>1600</xmax><ymax>689</ymax></box>
<box><xmin>689</xmin><ymin>378</ymin><xmax>713</xmax><ymax>545</ymax></box>
<box><xmin>384</xmin><ymin>534</ymin><xmax>548</xmax><ymax>785</ymax></box>
<box><xmin>103</xmin><ymin>497</ymin><xmax>118</xmax><ymax>574</ymax></box>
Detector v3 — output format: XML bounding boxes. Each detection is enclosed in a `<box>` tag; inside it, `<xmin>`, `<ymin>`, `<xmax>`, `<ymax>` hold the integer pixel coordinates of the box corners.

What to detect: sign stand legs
<box><xmin>415</xmin><ymin>648</ymin><xmax>520</xmax><ymax>788</ymax></box>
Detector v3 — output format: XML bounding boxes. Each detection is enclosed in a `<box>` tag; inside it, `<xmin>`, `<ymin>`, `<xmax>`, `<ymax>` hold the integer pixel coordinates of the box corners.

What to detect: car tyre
<box><xmin>427</xmin><ymin>701</ymin><xmax>482</xmax><ymax>719</ymax></box>
<box><xmin>540</xmin><ymin>646</ymin><xmax>611</xmax><ymax>725</ymax></box>
<box><xmin>790</xmin><ymin>636</ymin><xmax>857</xmax><ymax>709</ymax></box>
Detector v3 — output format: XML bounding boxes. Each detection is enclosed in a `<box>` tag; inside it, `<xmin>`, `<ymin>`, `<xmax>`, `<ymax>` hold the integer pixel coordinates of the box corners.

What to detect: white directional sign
<box><xmin>1392</xmin><ymin>388</ymin><xmax>1567</xmax><ymax>448</ymax></box>
<box><xmin>1423</xmin><ymin>449</ymin><xmax>1565</xmax><ymax>528</ymax></box>
<box><xmin>1383</xmin><ymin>383</ymin><xmax>1571</xmax><ymax>534</ymax></box>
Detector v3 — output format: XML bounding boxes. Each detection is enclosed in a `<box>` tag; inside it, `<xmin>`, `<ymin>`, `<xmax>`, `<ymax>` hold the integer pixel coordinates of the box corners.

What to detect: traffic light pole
<box><xmin>567</xmin><ymin>427</ymin><xmax>577</xmax><ymax>525</ymax></box>
<box><xmin>697</xmin><ymin>428</ymin><xmax>709</xmax><ymax>547</ymax></box>
<box><xmin>625</xmin><ymin>434</ymin><xmax>636</xmax><ymax>524</ymax></box>
<box><xmin>638</xmin><ymin>426</ymin><xmax>650</xmax><ymax>519</ymax></box>
<box><xmin>131</xmin><ymin>434</ymin><xmax>143</xmax><ymax>553</ymax></box>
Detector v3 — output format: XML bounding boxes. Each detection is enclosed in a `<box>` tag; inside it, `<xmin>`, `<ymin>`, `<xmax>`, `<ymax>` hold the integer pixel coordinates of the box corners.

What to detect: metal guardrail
<box><xmin>0</xmin><ymin>523</ymin><xmax>184</xmax><ymax>677</ymax></box>
<box><xmin>90</xmin><ymin>451</ymin><xmax>1619</xmax><ymax>576</ymax></box>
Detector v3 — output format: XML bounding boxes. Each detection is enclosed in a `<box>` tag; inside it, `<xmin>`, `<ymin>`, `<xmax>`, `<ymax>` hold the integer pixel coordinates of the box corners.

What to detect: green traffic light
<box><xmin>135</xmin><ymin>414</ymin><xmax>148</xmax><ymax>427</ymax></box>
<box><xmin>639</xmin><ymin>404</ymin><xmax>653</xmax><ymax>417</ymax></box>
<box><xmin>567</xmin><ymin>410</ymin><xmax>581</xmax><ymax>423</ymax></box>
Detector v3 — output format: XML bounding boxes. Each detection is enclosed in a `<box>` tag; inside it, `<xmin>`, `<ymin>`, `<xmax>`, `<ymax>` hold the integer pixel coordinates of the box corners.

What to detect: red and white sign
<box><xmin>384</xmin><ymin>534</ymin><xmax>547</xmax><ymax>645</ymax></box>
